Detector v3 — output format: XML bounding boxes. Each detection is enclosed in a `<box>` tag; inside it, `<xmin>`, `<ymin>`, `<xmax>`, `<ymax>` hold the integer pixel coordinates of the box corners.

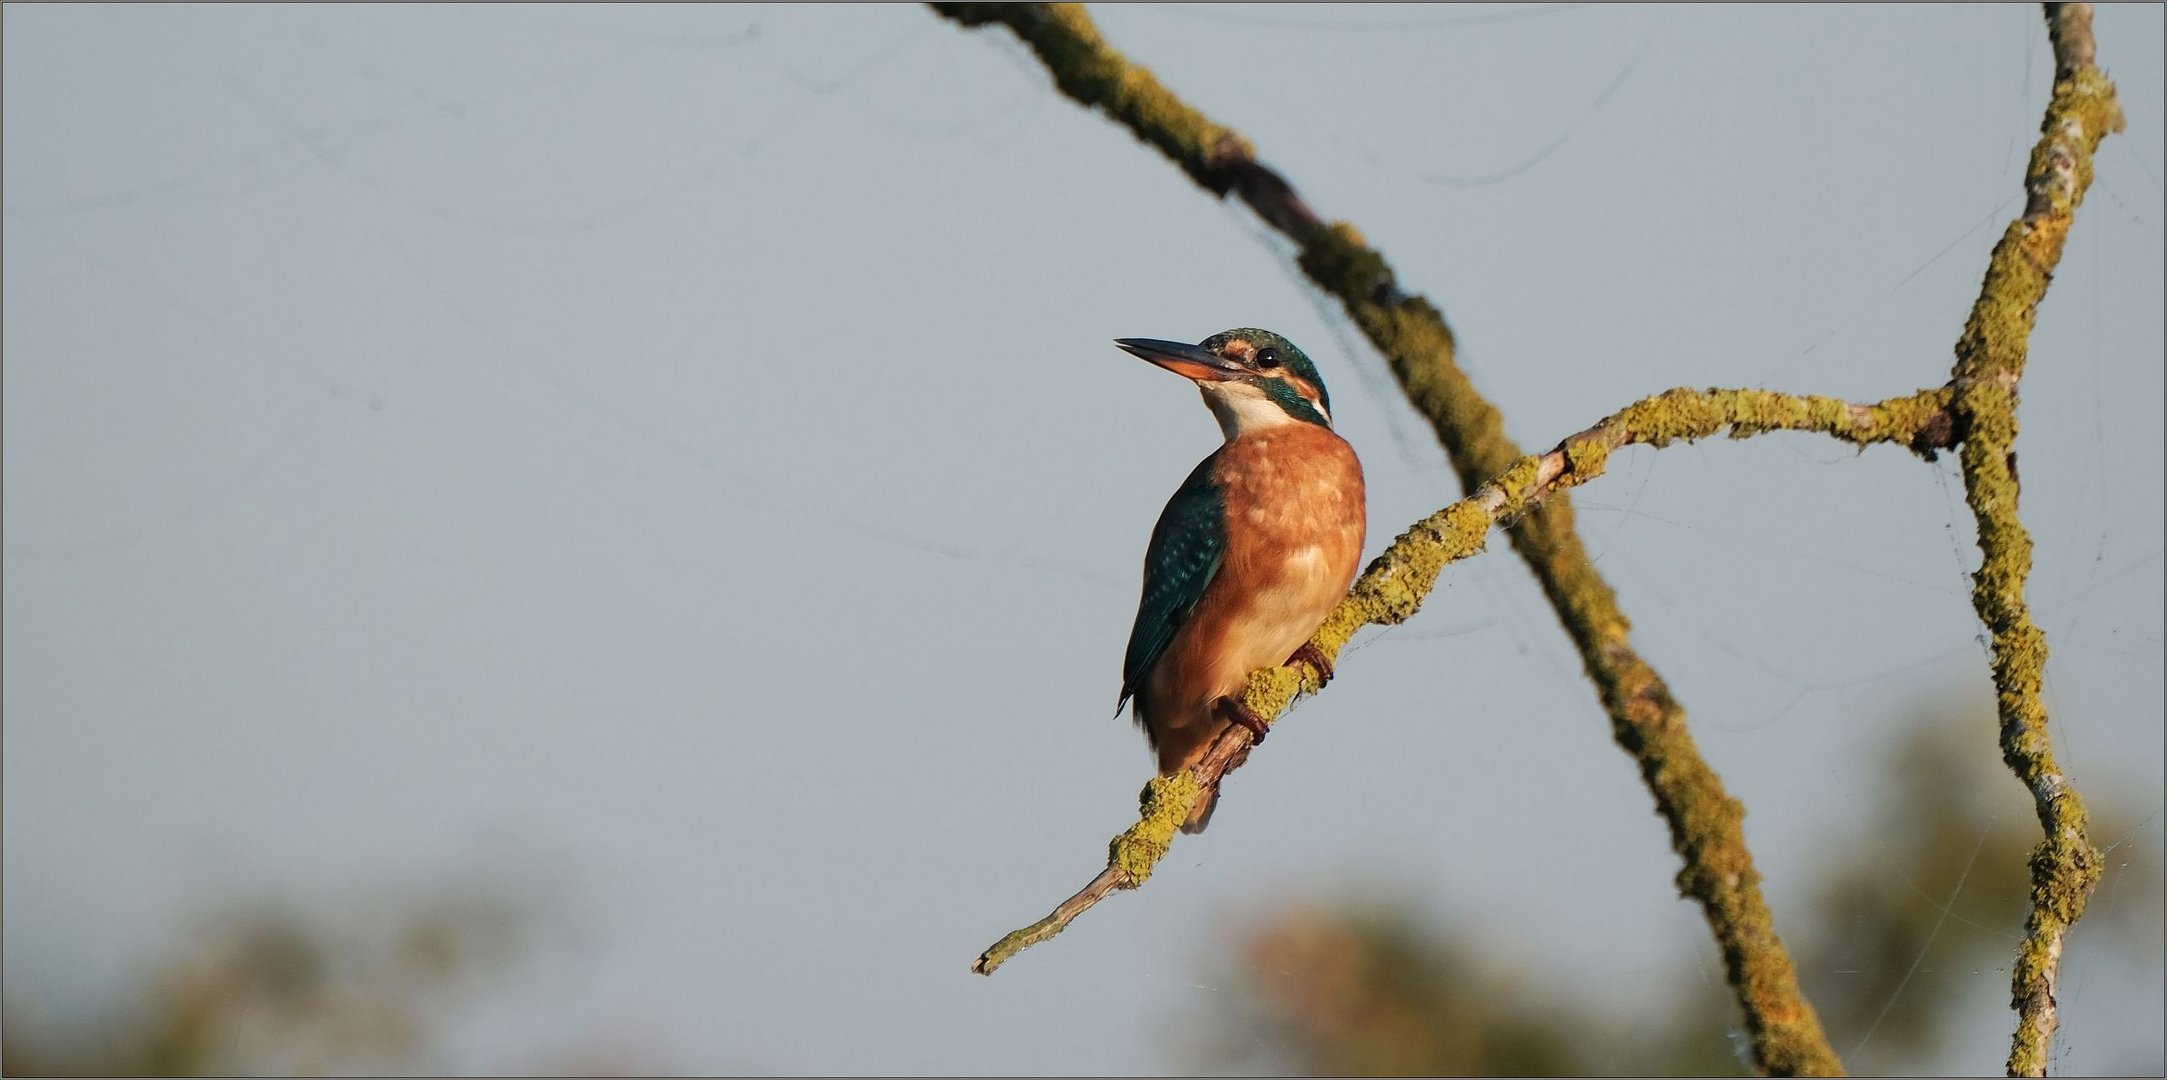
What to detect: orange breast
<box><xmin>1139</xmin><ymin>424</ymin><xmax>1365</xmax><ymax>774</ymax></box>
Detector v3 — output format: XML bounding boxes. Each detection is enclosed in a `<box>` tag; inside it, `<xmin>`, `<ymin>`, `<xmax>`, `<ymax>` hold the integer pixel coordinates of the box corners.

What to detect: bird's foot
<box><xmin>1286</xmin><ymin>641</ymin><xmax>1334</xmax><ymax>684</ymax></box>
<box><xmin>1213</xmin><ymin>696</ymin><xmax>1270</xmax><ymax>743</ymax></box>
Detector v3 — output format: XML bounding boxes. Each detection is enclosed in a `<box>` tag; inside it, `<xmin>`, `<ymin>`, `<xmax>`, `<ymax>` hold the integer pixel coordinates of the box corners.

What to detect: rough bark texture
<box><xmin>941</xmin><ymin>7</ymin><xmax>2123</xmax><ymax>1076</ymax></box>
<box><xmin>1947</xmin><ymin>6</ymin><xmax>2123</xmax><ymax>1075</ymax></box>
<box><xmin>931</xmin><ymin>6</ymin><xmax>1843</xmax><ymax>1072</ymax></box>
<box><xmin>972</xmin><ymin>385</ymin><xmax>1958</xmax><ymax>1060</ymax></box>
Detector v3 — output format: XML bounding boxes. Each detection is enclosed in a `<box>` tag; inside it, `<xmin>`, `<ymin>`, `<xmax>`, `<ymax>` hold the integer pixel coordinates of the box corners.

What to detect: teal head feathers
<box><xmin>1114</xmin><ymin>328</ymin><xmax>1333</xmax><ymax>436</ymax></box>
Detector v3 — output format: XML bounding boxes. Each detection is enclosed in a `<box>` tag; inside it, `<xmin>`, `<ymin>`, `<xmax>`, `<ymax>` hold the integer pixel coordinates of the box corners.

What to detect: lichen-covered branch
<box><xmin>931</xmin><ymin>5</ymin><xmax>1842</xmax><ymax>1072</ymax></box>
<box><xmin>972</xmin><ymin>386</ymin><xmax>1957</xmax><ymax>1007</ymax></box>
<box><xmin>1950</xmin><ymin>6</ymin><xmax>2123</xmax><ymax>1075</ymax></box>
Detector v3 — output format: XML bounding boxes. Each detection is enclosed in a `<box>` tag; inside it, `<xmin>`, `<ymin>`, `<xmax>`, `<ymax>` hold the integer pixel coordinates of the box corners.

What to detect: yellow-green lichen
<box><xmin>1958</xmin><ymin>380</ymin><xmax>2020</xmax><ymax>444</ymax></box>
<box><xmin>1942</xmin><ymin>19</ymin><xmax>2119</xmax><ymax>1072</ymax></box>
<box><xmin>1563</xmin><ymin>436</ymin><xmax>1610</xmax><ymax>478</ymax></box>
<box><xmin>1617</xmin><ymin>388</ymin><xmax>1724</xmax><ymax>447</ymax></box>
<box><xmin>1297</xmin><ymin>222</ymin><xmax>1393</xmax><ymax>299</ymax></box>
<box><xmin>936</xmin><ymin>11</ymin><xmax>1847</xmax><ymax>1069</ymax></box>
<box><xmin>2028</xmin><ymin>831</ymin><xmax>2103</xmax><ymax>923</ymax></box>
<box><xmin>1109</xmin><ymin>772</ymin><xmax>1200</xmax><ymax>883</ymax></box>
<box><xmin>1428</xmin><ymin>499</ymin><xmax>1489</xmax><ymax>558</ymax></box>
<box><xmin>1239</xmin><ymin>663</ymin><xmax>1309</xmax><ymax>720</ymax></box>
<box><xmin>1489</xmin><ymin>455</ymin><xmax>1547</xmax><ymax>517</ymax></box>
<box><xmin>2033</xmin><ymin>66</ymin><xmax>2125</xmax><ymax>218</ymax></box>
<box><xmin>1872</xmin><ymin>388</ymin><xmax>1959</xmax><ymax>452</ymax></box>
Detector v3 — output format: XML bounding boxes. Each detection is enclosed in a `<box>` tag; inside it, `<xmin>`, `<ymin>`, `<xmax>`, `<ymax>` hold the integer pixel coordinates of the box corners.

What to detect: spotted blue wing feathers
<box><xmin>1118</xmin><ymin>457</ymin><xmax>1226</xmax><ymax>717</ymax></box>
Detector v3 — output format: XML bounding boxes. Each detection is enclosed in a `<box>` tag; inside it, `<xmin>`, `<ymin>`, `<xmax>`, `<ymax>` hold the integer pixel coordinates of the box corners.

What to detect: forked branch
<box><xmin>971</xmin><ymin>386</ymin><xmax>1958</xmax><ymax>978</ymax></box>
<box><xmin>930</xmin><ymin>7</ymin><xmax>1843</xmax><ymax>1070</ymax></box>
<box><xmin>941</xmin><ymin>6</ymin><xmax>2125</xmax><ymax>1075</ymax></box>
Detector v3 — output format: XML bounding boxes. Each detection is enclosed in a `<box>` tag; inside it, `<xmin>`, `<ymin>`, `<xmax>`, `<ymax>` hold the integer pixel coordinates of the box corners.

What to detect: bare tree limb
<box><xmin>942</xmin><ymin>6</ymin><xmax>2128</xmax><ymax>1073</ymax></box>
<box><xmin>1948</xmin><ymin>6</ymin><xmax>2124</xmax><ymax>1075</ymax></box>
<box><xmin>932</xmin><ymin>6</ymin><xmax>1845</xmax><ymax>1071</ymax></box>
<box><xmin>972</xmin><ymin>386</ymin><xmax>1958</xmax><ymax>1007</ymax></box>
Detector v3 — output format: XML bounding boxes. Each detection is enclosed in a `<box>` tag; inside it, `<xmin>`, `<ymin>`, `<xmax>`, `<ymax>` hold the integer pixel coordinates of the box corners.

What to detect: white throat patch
<box><xmin>1197</xmin><ymin>380</ymin><xmax>1328</xmax><ymax>440</ymax></box>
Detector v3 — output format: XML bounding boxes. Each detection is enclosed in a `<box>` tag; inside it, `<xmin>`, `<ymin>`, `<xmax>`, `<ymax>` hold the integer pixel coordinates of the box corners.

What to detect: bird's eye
<box><xmin>1255</xmin><ymin>347</ymin><xmax>1282</xmax><ymax>369</ymax></box>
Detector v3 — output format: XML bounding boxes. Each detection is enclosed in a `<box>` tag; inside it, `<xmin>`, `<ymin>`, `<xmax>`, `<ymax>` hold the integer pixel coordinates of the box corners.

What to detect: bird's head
<box><xmin>1114</xmin><ymin>328</ymin><xmax>1334</xmax><ymax>438</ymax></box>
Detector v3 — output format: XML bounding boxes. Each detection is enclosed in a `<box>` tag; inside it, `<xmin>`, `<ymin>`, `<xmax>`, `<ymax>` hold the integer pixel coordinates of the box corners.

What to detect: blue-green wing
<box><xmin>1118</xmin><ymin>457</ymin><xmax>1226</xmax><ymax>715</ymax></box>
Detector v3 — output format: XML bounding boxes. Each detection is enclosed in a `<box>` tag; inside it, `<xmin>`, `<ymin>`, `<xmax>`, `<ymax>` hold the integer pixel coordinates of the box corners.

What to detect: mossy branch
<box><xmin>941</xmin><ymin>5</ymin><xmax>2125</xmax><ymax>1074</ymax></box>
<box><xmin>1950</xmin><ymin>6</ymin><xmax>2123</xmax><ymax>1075</ymax></box>
<box><xmin>972</xmin><ymin>386</ymin><xmax>1957</xmax><ymax>992</ymax></box>
<box><xmin>933</xmin><ymin>5</ymin><xmax>1841</xmax><ymax>1071</ymax></box>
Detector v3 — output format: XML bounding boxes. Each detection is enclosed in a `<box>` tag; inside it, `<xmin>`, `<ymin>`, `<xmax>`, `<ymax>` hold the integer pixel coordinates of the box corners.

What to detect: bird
<box><xmin>1111</xmin><ymin>329</ymin><xmax>1366</xmax><ymax>833</ymax></box>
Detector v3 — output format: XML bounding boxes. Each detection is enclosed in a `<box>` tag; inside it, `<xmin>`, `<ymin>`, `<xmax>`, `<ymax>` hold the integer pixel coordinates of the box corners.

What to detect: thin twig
<box><xmin>969</xmin><ymin>386</ymin><xmax>1958</xmax><ymax>980</ymax></box>
<box><xmin>1946</xmin><ymin>5</ymin><xmax>2123</xmax><ymax>1075</ymax></box>
<box><xmin>970</xmin><ymin>867</ymin><xmax>1129</xmax><ymax>975</ymax></box>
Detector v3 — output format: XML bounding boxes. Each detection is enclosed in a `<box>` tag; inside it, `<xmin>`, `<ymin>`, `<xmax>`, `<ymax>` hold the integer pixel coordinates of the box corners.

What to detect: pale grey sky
<box><xmin>5</xmin><ymin>4</ymin><xmax>2161</xmax><ymax>1074</ymax></box>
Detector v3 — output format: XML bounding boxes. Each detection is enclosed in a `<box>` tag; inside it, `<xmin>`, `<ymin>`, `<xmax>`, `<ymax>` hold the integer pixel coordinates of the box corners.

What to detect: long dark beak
<box><xmin>1114</xmin><ymin>337</ymin><xmax>1244</xmax><ymax>383</ymax></box>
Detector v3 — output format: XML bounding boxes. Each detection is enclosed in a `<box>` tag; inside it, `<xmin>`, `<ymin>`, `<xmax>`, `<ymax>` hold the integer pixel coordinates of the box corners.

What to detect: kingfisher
<box><xmin>1112</xmin><ymin>329</ymin><xmax>1366</xmax><ymax>833</ymax></box>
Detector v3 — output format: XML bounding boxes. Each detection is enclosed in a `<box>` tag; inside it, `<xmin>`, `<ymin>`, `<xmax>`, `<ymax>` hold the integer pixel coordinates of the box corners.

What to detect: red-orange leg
<box><xmin>1286</xmin><ymin>641</ymin><xmax>1334</xmax><ymax>683</ymax></box>
<box><xmin>1213</xmin><ymin>696</ymin><xmax>1270</xmax><ymax>742</ymax></box>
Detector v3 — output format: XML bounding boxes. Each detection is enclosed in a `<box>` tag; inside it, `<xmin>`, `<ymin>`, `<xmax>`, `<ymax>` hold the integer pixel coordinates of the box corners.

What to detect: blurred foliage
<box><xmin>1189</xmin><ymin>897</ymin><xmax>1741</xmax><ymax>1077</ymax></box>
<box><xmin>1799</xmin><ymin>712</ymin><xmax>2041</xmax><ymax>1070</ymax></box>
<box><xmin>2</xmin><ymin>707</ymin><xmax>2152</xmax><ymax>1076</ymax></box>
<box><xmin>1800</xmin><ymin>708</ymin><xmax>2161</xmax><ymax>1074</ymax></box>
<box><xmin>3</xmin><ymin>885</ymin><xmax>526</xmax><ymax>1076</ymax></box>
<box><xmin>1188</xmin><ymin>706</ymin><xmax>2160</xmax><ymax>1076</ymax></box>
